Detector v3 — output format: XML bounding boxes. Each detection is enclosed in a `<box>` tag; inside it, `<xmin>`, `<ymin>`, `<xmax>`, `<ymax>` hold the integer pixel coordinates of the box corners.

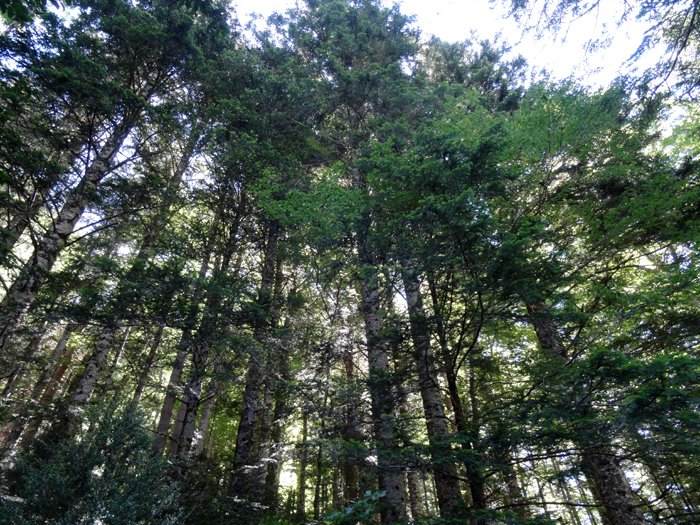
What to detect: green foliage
<box><xmin>0</xmin><ymin>406</ymin><xmax>181</xmax><ymax>525</ymax></box>
<box><xmin>323</xmin><ymin>490</ymin><xmax>386</xmax><ymax>525</ymax></box>
<box><xmin>1</xmin><ymin>1</ymin><xmax>699</xmax><ymax>525</ymax></box>
<box><xmin>0</xmin><ymin>0</ymin><xmax>62</xmax><ymax>24</ymax></box>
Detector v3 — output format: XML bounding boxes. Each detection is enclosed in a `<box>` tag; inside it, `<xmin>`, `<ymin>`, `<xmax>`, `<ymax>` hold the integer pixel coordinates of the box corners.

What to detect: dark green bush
<box><xmin>0</xmin><ymin>405</ymin><xmax>181</xmax><ymax>525</ymax></box>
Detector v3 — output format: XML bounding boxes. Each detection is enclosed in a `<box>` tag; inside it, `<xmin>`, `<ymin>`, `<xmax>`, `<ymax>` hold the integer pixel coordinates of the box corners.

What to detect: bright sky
<box><xmin>232</xmin><ymin>0</ymin><xmax>656</xmax><ymax>89</ymax></box>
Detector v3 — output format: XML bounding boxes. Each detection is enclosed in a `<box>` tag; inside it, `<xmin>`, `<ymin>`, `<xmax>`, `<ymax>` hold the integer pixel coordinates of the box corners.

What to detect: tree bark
<box><xmin>297</xmin><ymin>409</ymin><xmax>309</xmax><ymax>523</ymax></box>
<box><xmin>500</xmin><ymin>452</ymin><xmax>530</xmax><ymax>520</ymax></box>
<box><xmin>94</xmin><ymin>326</ymin><xmax>131</xmax><ymax>402</ymax></box>
<box><xmin>407</xmin><ymin>469</ymin><xmax>426</xmax><ymax>520</ymax></box>
<box><xmin>153</xmin><ymin>211</ymin><xmax>220</xmax><ymax>454</ymax></box>
<box><xmin>581</xmin><ymin>451</ymin><xmax>645</xmax><ymax>525</ymax></box>
<box><xmin>129</xmin><ymin>323</ymin><xmax>165</xmax><ymax>408</ymax></box>
<box><xmin>174</xmin><ymin>194</ymin><xmax>246</xmax><ymax>461</ymax></box>
<box><xmin>62</xmin><ymin>131</ymin><xmax>198</xmax><ymax>430</ymax></box>
<box><xmin>360</xmin><ymin>270</ymin><xmax>408</xmax><ymax>525</ymax></box>
<box><xmin>342</xmin><ymin>349</ymin><xmax>361</xmax><ymax>504</ymax></box>
<box><xmin>427</xmin><ymin>274</ymin><xmax>486</xmax><ymax>511</ymax></box>
<box><xmin>262</xmin><ymin>329</ymin><xmax>292</xmax><ymax>509</ymax></box>
<box><xmin>230</xmin><ymin>222</ymin><xmax>280</xmax><ymax>497</ymax></box>
<box><xmin>1</xmin><ymin>320</ymin><xmax>48</xmax><ymax>398</ymax></box>
<box><xmin>0</xmin><ymin>121</ymin><xmax>132</xmax><ymax>355</ymax></box>
<box><xmin>193</xmin><ymin>370</ymin><xmax>219</xmax><ymax>457</ymax></box>
<box><xmin>1</xmin><ymin>191</ymin><xmax>46</xmax><ymax>261</ymax></box>
<box><xmin>526</xmin><ymin>300</ymin><xmax>645</xmax><ymax>525</ymax></box>
<box><xmin>173</xmin><ymin>362</ymin><xmax>203</xmax><ymax>460</ymax></box>
<box><xmin>402</xmin><ymin>264</ymin><xmax>464</xmax><ymax>517</ymax></box>
<box><xmin>154</xmin><ymin>341</ymin><xmax>190</xmax><ymax>454</ymax></box>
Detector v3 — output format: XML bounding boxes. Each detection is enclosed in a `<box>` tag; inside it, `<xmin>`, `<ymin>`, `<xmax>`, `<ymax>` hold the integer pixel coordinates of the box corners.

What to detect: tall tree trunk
<box><xmin>313</xmin><ymin>385</ymin><xmax>330</xmax><ymax>521</ymax></box>
<box><xmin>230</xmin><ymin>222</ymin><xmax>280</xmax><ymax>497</ymax></box>
<box><xmin>580</xmin><ymin>451</ymin><xmax>645</xmax><ymax>525</ymax></box>
<box><xmin>55</xmin><ymin>326</ymin><xmax>119</xmax><ymax>436</ymax></box>
<box><xmin>0</xmin><ymin>321</ymin><xmax>49</xmax><ymax>447</ymax></box>
<box><xmin>14</xmin><ymin>325</ymin><xmax>81</xmax><ymax>450</ymax></box>
<box><xmin>28</xmin><ymin>324</ymin><xmax>79</xmax><ymax>401</ymax></box>
<box><xmin>443</xmin><ymin>364</ymin><xmax>486</xmax><ymax>511</ymax></box>
<box><xmin>313</xmin><ymin>439</ymin><xmax>324</xmax><ymax>521</ymax></box>
<box><xmin>155</xmin><ymin>340</ymin><xmax>190</xmax><ymax>454</ymax></box>
<box><xmin>173</xmin><ymin>344</ymin><xmax>207</xmax><ymax>461</ymax></box>
<box><xmin>1</xmin><ymin>320</ymin><xmax>48</xmax><ymax>397</ymax></box>
<box><xmin>167</xmin><ymin>389</ymin><xmax>189</xmax><ymax>456</ymax></box>
<box><xmin>427</xmin><ymin>274</ymin><xmax>486</xmax><ymax>511</ymax></box>
<box><xmin>526</xmin><ymin>300</ymin><xmax>645</xmax><ymax>525</ymax></box>
<box><xmin>175</xmin><ymin>203</ymin><xmax>245</xmax><ymax>461</ymax></box>
<box><xmin>262</xmin><ymin>331</ymin><xmax>292</xmax><ymax>509</ymax></box>
<box><xmin>551</xmin><ymin>457</ymin><xmax>583</xmax><ymax>525</ymax></box>
<box><xmin>1</xmin><ymin>191</ymin><xmax>46</xmax><ymax>261</ymax></box>
<box><xmin>0</xmin><ymin>120</ymin><xmax>133</xmax><ymax>355</ymax></box>
<box><xmin>70</xmin><ymin>328</ymin><xmax>115</xmax><ymax>402</ymax></box>
<box><xmin>342</xmin><ymin>348</ymin><xmax>361</xmax><ymax>504</ymax></box>
<box><xmin>193</xmin><ymin>369</ymin><xmax>219</xmax><ymax>457</ymax></box>
<box><xmin>297</xmin><ymin>409</ymin><xmax>309</xmax><ymax>523</ymax></box>
<box><xmin>129</xmin><ymin>323</ymin><xmax>165</xmax><ymax>409</ymax></box>
<box><xmin>359</xmin><ymin>270</ymin><xmax>408</xmax><ymax>525</ymax></box>
<box><xmin>500</xmin><ymin>452</ymin><xmax>530</xmax><ymax>520</ymax></box>
<box><xmin>153</xmin><ymin>211</ymin><xmax>220</xmax><ymax>454</ymax></box>
<box><xmin>32</xmin><ymin>325</ymin><xmax>83</xmax><ymax>405</ymax></box>
<box><xmin>407</xmin><ymin>469</ymin><xmax>426</xmax><ymax>520</ymax></box>
<box><xmin>59</xmin><ymin>132</ymin><xmax>197</xmax><ymax>433</ymax></box>
<box><xmin>94</xmin><ymin>326</ymin><xmax>131</xmax><ymax>402</ymax></box>
<box><xmin>402</xmin><ymin>264</ymin><xmax>464</xmax><ymax>517</ymax></box>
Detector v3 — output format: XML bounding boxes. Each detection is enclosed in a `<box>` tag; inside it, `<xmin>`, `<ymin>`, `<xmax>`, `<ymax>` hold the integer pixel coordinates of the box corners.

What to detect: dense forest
<box><xmin>0</xmin><ymin>0</ymin><xmax>698</xmax><ymax>524</ymax></box>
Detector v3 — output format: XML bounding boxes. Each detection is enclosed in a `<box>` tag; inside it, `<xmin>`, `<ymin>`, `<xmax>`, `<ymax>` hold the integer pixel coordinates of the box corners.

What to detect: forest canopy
<box><xmin>0</xmin><ymin>1</ymin><xmax>698</xmax><ymax>524</ymax></box>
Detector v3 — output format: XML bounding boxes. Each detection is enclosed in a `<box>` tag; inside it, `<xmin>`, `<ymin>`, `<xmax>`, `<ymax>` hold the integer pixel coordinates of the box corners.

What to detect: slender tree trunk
<box><xmin>14</xmin><ymin>325</ymin><xmax>81</xmax><ymax>450</ymax></box>
<box><xmin>70</xmin><ymin>328</ymin><xmax>116</xmax><ymax>400</ymax></box>
<box><xmin>1</xmin><ymin>191</ymin><xmax>46</xmax><ymax>260</ymax></box>
<box><xmin>500</xmin><ymin>452</ymin><xmax>530</xmax><ymax>520</ymax></box>
<box><xmin>575</xmin><ymin>471</ymin><xmax>600</xmax><ymax>525</ymax></box>
<box><xmin>0</xmin><ymin>121</ymin><xmax>132</xmax><ymax>355</ymax></box>
<box><xmin>342</xmin><ymin>349</ymin><xmax>361</xmax><ymax>504</ymax></box>
<box><xmin>1</xmin><ymin>320</ymin><xmax>48</xmax><ymax>397</ymax></box>
<box><xmin>444</xmin><ymin>366</ymin><xmax>486</xmax><ymax>510</ymax></box>
<box><xmin>153</xmin><ymin>211</ymin><xmax>220</xmax><ymax>454</ymax></box>
<box><xmin>33</xmin><ymin>325</ymin><xmax>82</xmax><ymax>405</ymax></box>
<box><xmin>313</xmin><ymin>385</ymin><xmax>330</xmax><ymax>521</ymax></box>
<box><xmin>533</xmin><ymin>463</ymin><xmax>552</xmax><ymax>521</ymax></box>
<box><xmin>52</xmin><ymin>326</ymin><xmax>119</xmax><ymax>436</ymax></box>
<box><xmin>193</xmin><ymin>370</ymin><xmax>218</xmax><ymax>457</ymax></box>
<box><xmin>313</xmin><ymin>439</ymin><xmax>324</xmax><ymax>521</ymax></box>
<box><xmin>402</xmin><ymin>264</ymin><xmax>464</xmax><ymax>517</ymax></box>
<box><xmin>168</xmin><ymin>390</ymin><xmax>189</xmax><ymax>456</ymax></box>
<box><xmin>526</xmin><ymin>300</ymin><xmax>645</xmax><ymax>525</ymax></box>
<box><xmin>230</xmin><ymin>222</ymin><xmax>280</xmax><ymax>496</ymax></box>
<box><xmin>94</xmin><ymin>326</ymin><xmax>131</xmax><ymax>402</ymax></box>
<box><xmin>428</xmin><ymin>274</ymin><xmax>486</xmax><ymax>511</ymax></box>
<box><xmin>130</xmin><ymin>323</ymin><xmax>165</xmax><ymax>408</ymax></box>
<box><xmin>173</xmin><ymin>339</ymin><xmax>210</xmax><ymax>460</ymax></box>
<box><xmin>297</xmin><ymin>409</ymin><xmax>309</xmax><ymax>523</ymax></box>
<box><xmin>407</xmin><ymin>469</ymin><xmax>426</xmax><ymax>520</ymax></box>
<box><xmin>155</xmin><ymin>341</ymin><xmax>190</xmax><ymax>454</ymax></box>
<box><xmin>61</xmin><ymin>132</ymin><xmax>197</xmax><ymax>427</ymax></box>
<box><xmin>550</xmin><ymin>457</ymin><xmax>583</xmax><ymax>525</ymax></box>
<box><xmin>332</xmin><ymin>466</ymin><xmax>341</xmax><ymax>510</ymax></box>
<box><xmin>359</xmin><ymin>270</ymin><xmax>408</xmax><ymax>524</ymax></box>
<box><xmin>0</xmin><ymin>324</ymin><xmax>47</xmax><ymax>444</ymax></box>
<box><xmin>263</xmin><ymin>334</ymin><xmax>292</xmax><ymax>509</ymax></box>
<box><xmin>256</xmin><ymin>368</ymin><xmax>276</xmax><ymax>470</ymax></box>
<box><xmin>175</xmin><ymin>202</ymin><xmax>246</xmax><ymax>461</ymax></box>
